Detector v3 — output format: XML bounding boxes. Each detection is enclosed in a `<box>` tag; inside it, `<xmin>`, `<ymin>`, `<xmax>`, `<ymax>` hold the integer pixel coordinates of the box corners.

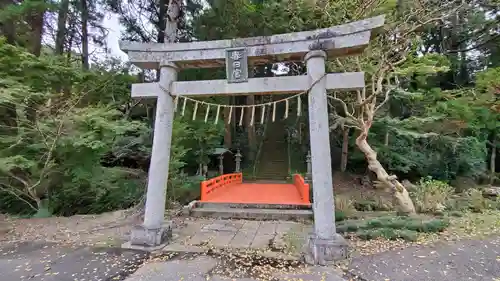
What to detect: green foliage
<box><xmin>410</xmin><ymin>177</ymin><xmax>454</xmax><ymax>213</ymax></box>
<box><xmin>0</xmin><ymin>38</ymin><xmax>228</xmax><ymax>216</ymax></box>
<box><xmin>335</xmin><ymin>211</ymin><xmax>347</xmax><ymax>222</ymax></box>
<box><xmin>476</xmin><ymin>67</ymin><xmax>500</xmax><ymax>94</ymax></box>
<box><xmin>337</xmin><ymin>215</ymin><xmax>450</xmax><ymax>241</ymax></box>
<box><xmin>0</xmin><ymin>0</ymin><xmax>498</xmax><ymax>217</ymax></box>
<box><xmin>168</xmin><ymin>174</ymin><xmax>204</xmax><ymax>205</ymax></box>
<box><xmin>356</xmin><ymin>228</ymin><xmax>419</xmax><ymax>242</ymax></box>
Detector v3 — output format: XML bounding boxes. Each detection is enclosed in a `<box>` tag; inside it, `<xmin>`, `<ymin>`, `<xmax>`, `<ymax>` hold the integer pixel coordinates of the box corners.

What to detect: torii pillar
<box><xmin>304</xmin><ymin>50</ymin><xmax>347</xmax><ymax>264</ymax></box>
<box><xmin>126</xmin><ymin>61</ymin><xmax>177</xmax><ymax>248</ymax></box>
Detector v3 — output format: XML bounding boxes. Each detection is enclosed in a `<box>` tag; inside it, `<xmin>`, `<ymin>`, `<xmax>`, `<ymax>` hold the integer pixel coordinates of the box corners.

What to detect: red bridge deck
<box><xmin>200</xmin><ymin>173</ymin><xmax>310</xmax><ymax>205</ymax></box>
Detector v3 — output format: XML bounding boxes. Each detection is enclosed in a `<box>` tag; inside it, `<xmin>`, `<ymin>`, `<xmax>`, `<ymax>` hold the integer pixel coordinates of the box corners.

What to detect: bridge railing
<box><xmin>293</xmin><ymin>174</ymin><xmax>310</xmax><ymax>204</ymax></box>
<box><xmin>200</xmin><ymin>173</ymin><xmax>243</xmax><ymax>201</ymax></box>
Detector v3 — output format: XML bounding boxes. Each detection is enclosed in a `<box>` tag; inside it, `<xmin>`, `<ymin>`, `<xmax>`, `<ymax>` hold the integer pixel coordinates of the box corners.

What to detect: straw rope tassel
<box><xmin>272</xmin><ymin>102</ymin><xmax>276</xmax><ymax>122</ymax></box>
<box><xmin>173</xmin><ymin>96</ymin><xmax>179</xmax><ymax>112</ymax></box>
<box><xmin>260</xmin><ymin>105</ymin><xmax>265</xmax><ymax>124</ymax></box>
<box><xmin>214</xmin><ymin>105</ymin><xmax>221</xmax><ymax>124</ymax></box>
<box><xmin>250</xmin><ymin>106</ymin><xmax>255</xmax><ymax>126</ymax></box>
<box><xmin>284</xmin><ymin>99</ymin><xmax>289</xmax><ymax>119</ymax></box>
<box><xmin>228</xmin><ymin>107</ymin><xmax>233</xmax><ymax>124</ymax></box>
<box><xmin>239</xmin><ymin>107</ymin><xmax>244</xmax><ymax>126</ymax></box>
<box><xmin>192</xmin><ymin>101</ymin><xmax>198</xmax><ymax>120</ymax></box>
<box><xmin>297</xmin><ymin>95</ymin><xmax>302</xmax><ymax>116</ymax></box>
<box><xmin>204</xmin><ymin>103</ymin><xmax>210</xmax><ymax>123</ymax></box>
<box><xmin>181</xmin><ymin>97</ymin><xmax>187</xmax><ymax>116</ymax></box>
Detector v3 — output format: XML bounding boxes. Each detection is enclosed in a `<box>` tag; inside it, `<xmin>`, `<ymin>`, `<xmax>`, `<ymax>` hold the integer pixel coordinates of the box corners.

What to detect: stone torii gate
<box><xmin>120</xmin><ymin>15</ymin><xmax>384</xmax><ymax>264</ymax></box>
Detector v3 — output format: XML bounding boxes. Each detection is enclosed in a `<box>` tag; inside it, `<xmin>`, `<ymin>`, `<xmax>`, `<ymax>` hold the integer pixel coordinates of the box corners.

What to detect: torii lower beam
<box><xmin>131</xmin><ymin>72</ymin><xmax>365</xmax><ymax>98</ymax></box>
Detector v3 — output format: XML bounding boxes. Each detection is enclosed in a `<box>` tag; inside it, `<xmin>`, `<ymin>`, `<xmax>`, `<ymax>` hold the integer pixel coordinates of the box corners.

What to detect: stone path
<box><xmin>0</xmin><ymin>241</ymin><xmax>148</xmax><ymax>281</ymax></box>
<box><xmin>3</xmin><ymin>216</ymin><xmax>500</xmax><ymax>281</ymax></box>
<box><xmin>348</xmin><ymin>236</ymin><xmax>500</xmax><ymax>281</ymax></box>
<box><xmin>124</xmin><ymin>254</ymin><xmax>346</xmax><ymax>281</ymax></box>
<box><xmin>167</xmin><ymin>219</ymin><xmax>311</xmax><ymax>255</ymax></box>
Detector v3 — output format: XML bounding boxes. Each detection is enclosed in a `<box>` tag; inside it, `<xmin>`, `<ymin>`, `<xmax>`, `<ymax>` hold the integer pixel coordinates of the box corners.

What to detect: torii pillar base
<box><xmin>123</xmin><ymin>222</ymin><xmax>173</xmax><ymax>251</ymax></box>
<box><xmin>130</xmin><ymin>222</ymin><xmax>172</xmax><ymax>248</ymax></box>
<box><xmin>304</xmin><ymin>233</ymin><xmax>348</xmax><ymax>265</ymax></box>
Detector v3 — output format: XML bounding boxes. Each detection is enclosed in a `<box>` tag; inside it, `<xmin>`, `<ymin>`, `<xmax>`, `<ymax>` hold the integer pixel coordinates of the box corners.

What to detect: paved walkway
<box><xmin>0</xmin><ymin>241</ymin><xmax>148</xmax><ymax>281</ymax></box>
<box><xmin>167</xmin><ymin>219</ymin><xmax>311</xmax><ymax>255</ymax></box>
<box><xmin>2</xmin><ymin>217</ymin><xmax>500</xmax><ymax>281</ymax></box>
<box><xmin>349</xmin><ymin>236</ymin><xmax>500</xmax><ymax>281</ymax></box>
<box><xmin>124</xmin><ymin>254</ymin><xmax>345</xmax><ymax>281</ymax></box>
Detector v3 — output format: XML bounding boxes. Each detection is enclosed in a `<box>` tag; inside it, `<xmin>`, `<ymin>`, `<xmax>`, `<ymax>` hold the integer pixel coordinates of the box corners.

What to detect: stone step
<box><xmin>197</xmin><ymin>202</ymin><xmax>311</xmax><ymax>210</ymax></box>
<box><xmin>190</xmin><ymin>206</ymin><xmax>312</xmax><ymax>221</ymax></box>
<box><xmin>257</xmin><ymin>168</ymin><xmax>288</xmax><ymax>172</ymax></box>
<box><xmin>258</xmin><ymin>164</ymin><xmax>288</xmax><ymax>168</ymax></box>
<box><xmin>254</xmin><ymin>173</ymin><xmax>288</xmax><ymax>177</ymax></box>
<box><xmin>253</xmin><ymin>168</ymin><xmax>287</xmax><ymax>171</ymax></box>
<box><xmin>257</xmin><ymin>172</ymin><xmax>288</xmax><ymax>176</ymax></box>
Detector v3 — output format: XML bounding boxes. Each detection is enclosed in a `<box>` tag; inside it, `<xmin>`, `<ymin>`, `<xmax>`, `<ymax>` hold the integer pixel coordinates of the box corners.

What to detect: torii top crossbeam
<box><xmin>119</xmin><ymin>15</ymin><xmax>385</xmax><ymax>69</ymax></box>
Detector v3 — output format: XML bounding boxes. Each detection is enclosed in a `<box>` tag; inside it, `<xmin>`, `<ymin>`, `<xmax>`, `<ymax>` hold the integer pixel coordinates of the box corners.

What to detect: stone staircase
<box><xmin>254</xmin><ymin>116</ymin><xmax>289</xmax><ymax>181</ymax></box>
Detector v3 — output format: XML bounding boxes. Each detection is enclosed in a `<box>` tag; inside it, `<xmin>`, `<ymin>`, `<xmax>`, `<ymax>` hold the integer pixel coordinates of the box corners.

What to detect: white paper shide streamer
<box><xmin>172</xmin><ymin>91</ymin><xmax>308</xmax><ymax>126</ymax></box>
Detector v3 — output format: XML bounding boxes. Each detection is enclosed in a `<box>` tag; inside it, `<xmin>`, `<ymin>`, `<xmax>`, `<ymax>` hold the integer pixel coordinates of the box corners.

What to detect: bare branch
<box><xmin>0</xmin><ymin>185</ymin><xmax>37</xmax><ymax>211</ymax></box>
<box><xmin>327</xmin><ymin>95</ymin><xmax>356</xmax><ymax>120</ymax></box>
<box><xmin>375</xmin><ymin>86</ymin><xmax>393</xmax><ymax>112</ymax></box>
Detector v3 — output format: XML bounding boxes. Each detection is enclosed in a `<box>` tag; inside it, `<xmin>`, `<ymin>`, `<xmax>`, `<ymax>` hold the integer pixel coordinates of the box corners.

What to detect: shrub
<box><xmin>354</xmin><ymin>197</ymin><xmax>393</xmax><ymax>211</ymax></box>
<box><xmin>411</xmin><ymin>177</ymin><xmax>454</xmax><ymax>213</ymax></box>
<box><xmin>356</xmin><ymin>228</ymin><xmax>419</xmax><ymax>242</ymax></box>
<box><xmin>335</xmin><ymin>211</ymin><xmax>347</xmax><ymax>222</ymax></box>
<box><xmin>168</xmin><ymin>174</ymin><xmax>204</xmax><ymax>205</ymax></box>
<box><xmin>445</xmin><ymin>196</ymin><xmax>470</xmax><ymax>212</ymax></box>
<box><xmin>335</xmin><ymin>215</ymin><xmax>449</xmax><ymax>241</ymax></box>
<box><xmin>467</xmin><ymin>188</ymin><xmax>489</xmax><ymax>212</ymax></box>
<box><xmin>335</xmin><ymin>195</ymin><xmax>356</xmax><ymax>218</ymax></box>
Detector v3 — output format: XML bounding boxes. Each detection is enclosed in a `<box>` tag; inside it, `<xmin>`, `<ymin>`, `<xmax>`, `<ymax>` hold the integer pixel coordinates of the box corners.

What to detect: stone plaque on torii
<box><xmin>119</xmin><ymin>15</ymin><xmax>385</xmax><ymax>264</ymax></box>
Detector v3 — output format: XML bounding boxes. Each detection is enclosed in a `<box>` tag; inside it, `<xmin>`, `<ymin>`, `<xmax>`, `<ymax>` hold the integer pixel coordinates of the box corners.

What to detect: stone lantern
<box><xmin>218</xmin><ymin>154</ymin><xmax>224</xmax><ymax>175</ymax></box>
<box><xmin>235</xmin><ymin>149</ymin><xmax>242</xmax><ymax>173</ymax></box>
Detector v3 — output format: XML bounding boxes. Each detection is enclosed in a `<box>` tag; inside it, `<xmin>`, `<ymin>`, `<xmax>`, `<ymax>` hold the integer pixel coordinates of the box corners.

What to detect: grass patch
<box><xmin>336</xmin><ymin>215</ymin><xmax>450</xmax><ymax>241</ymax></box>
<box><xmin>357</xmin><ymin>228</ymin><xmax>419</xmax><ymax>242</ymax></box>
<box><xmin>335</xmin><ymin>211</ymin><xmax>347</xmax><ymax>222</ymax></box>
<box><xmin>445</xmin><ymin>210</ymin><xmax>500</xmax><ymax>239</ymax></box>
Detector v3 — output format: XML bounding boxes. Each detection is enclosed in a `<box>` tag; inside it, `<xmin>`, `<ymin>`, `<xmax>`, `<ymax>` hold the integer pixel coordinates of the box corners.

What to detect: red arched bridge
<box><xmin>200</xmin><ymin>173</ymin><xmax>310</xmax><ymax>205</ymax></box>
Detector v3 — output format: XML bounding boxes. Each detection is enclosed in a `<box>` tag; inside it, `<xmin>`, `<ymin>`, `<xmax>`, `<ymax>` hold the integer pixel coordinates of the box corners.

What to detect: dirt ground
<box><xmin>0</xmin><ymin>209</ymin><xmax>140</xmax><ymax>247</ymax></box>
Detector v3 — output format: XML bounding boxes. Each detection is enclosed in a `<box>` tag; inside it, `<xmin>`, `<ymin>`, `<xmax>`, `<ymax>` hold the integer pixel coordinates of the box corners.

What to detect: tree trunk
<box><xmin>0</xmin><ymin>0</ymin><xmax>16</xmax><ymax>44</ymax></box>
<box><xmin>165</xmin><ymin>0</ymin><xmax>181</xmax><ymax>43</ymax></box>
<box><xmin>491</xmin><ymin>138</ymin><xmax>497</xmax><ymax>185</ymax></box>
<box><xmin>355</xmin><ymin>121</ymin><xmax>416</xmax><ymax>214</ymax></box>
<box><xmin>80</xmin><ymin>0</ymin><xmax>90</xmax><ymax>69</ymax></box>
<box><xmin>27</xmin><ymin>0</ymin><xmax>45</xmax><ymax>56</ymax></box>
<box><xmin>55</xmin><ymin>0</ymin><xmax>70</xmax><ymax>55</ymax></box>
<box><xmin>340</xmin><ymin>127</ymin><xmax>349</xmax><ymax>172</ymax></box>
<box><xmin>155</xmin><ymin>0</ymin><xmax>167</xmax><ymax>80</ymax></box>
<box><xmin>157</xmin><ymin>0</ymin><xmax>167</xmax><ymax>43</ymax></box>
